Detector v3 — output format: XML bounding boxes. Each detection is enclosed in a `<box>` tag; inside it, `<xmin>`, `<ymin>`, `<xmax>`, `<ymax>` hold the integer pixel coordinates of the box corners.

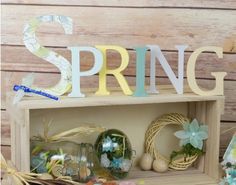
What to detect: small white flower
<box><xmin>120</xmin><ymin>159</ymin><xmax>132</xmax><ymax>172</ymax></box>
<box><xmin>101</xmin><ymin>153</ymin><xmax>110</xmax><ymax>168</ymax></box>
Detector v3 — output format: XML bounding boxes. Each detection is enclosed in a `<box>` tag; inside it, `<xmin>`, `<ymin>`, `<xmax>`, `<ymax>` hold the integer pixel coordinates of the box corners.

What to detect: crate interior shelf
<box><xmin>7</xmin><ymin>86</ymin><xmax>224</xmax><ymax>185</ymax></box>
<box><xmin>128</xmin><ymin>168</ymin><xmax>218</xmax><ymax>185</ymax></box>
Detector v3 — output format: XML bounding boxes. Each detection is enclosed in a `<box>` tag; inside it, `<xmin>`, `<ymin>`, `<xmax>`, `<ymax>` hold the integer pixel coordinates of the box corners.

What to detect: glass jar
<box><xmin>30</xmin><ymin>141</ymin><xmax>99</xmax><ymax>183</ymax></box>
<box><xmin>77</xmin><ymin>143</ymin><xmax>96</xmax><ymax>183</ymax></box>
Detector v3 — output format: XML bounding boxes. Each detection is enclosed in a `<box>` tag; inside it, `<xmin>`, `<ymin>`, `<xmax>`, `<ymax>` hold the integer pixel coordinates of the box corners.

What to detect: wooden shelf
<box><xmin>6</xmin><ymin>86</ymin><xmax>224</xmax><ymax>184</ymax></box>
<box><xmin>126</xmin><ymin>168</ymin><xmax>218</xmax><ymax>185</ymax></box>
<box><xmin>10</xmin><ymin>86</ymin><xmax>224</xmax><ymax>109</ymax></box>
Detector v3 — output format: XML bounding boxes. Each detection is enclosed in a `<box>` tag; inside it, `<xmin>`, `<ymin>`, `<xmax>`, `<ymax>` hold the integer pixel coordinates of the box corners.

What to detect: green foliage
<box><xmin>170</xmin><ymin>143</ymin><xmax>203</xmax><ymax>161</ymax></box>
<box><xmin>226</xmin><ymin>162</ymin><xmax>236</xmax><ymax>169</ymax></box>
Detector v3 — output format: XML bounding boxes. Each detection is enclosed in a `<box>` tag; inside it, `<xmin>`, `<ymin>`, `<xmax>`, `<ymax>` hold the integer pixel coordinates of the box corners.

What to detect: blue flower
<box><xmin>228</xmin><ymin>169</ymin><xmax>236</xmax><ymax>178</ymax></box>
<box><xmin>174</xmin><ymin>119</ymin><xmax>208</xmax><ymax>150</ymax></box>
<box><xmin>226</xmin><ymin>176</ymin><xmax>236</xmax><ymax>185</ymax></box>
<box><xmin>111</xmin><ymin>157</ymin><xmax>123</xmax><ymax>169</ymax></box>
<box><xmin>39</xmin><ymin>152</ymin><xmax>48</xmax><ymax>160</ymax></box>
<box><xmin>31</xmin><ymin>156</ymin><xmax>46</xmax><ymax>169</ymax></box>
<box><xmin>31</xmin><ymin>156</ymin><xmax>42</xmax><ymax>168</ymax></box>
<box><xmin>36</xmin><ymin>164</ymin><xmax>47</xmax><ymax>173</ymax></box>
<box><xmin>65</xmin><ymin>168</ymin><xmax>75</xmax><ymax>176</ymax></box>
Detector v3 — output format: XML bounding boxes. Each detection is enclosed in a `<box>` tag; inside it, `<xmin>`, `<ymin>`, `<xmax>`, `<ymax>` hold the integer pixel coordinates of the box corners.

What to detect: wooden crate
<box><xmin>6</xmin><ymin>86</ymin><xmax>224</xmax><ymax>185</ymax></box>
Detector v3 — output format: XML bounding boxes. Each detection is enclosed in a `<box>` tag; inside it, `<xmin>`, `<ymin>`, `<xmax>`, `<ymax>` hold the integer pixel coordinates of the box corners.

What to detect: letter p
<box><xmin>68</xmin><ymin>46</ymin><xmax>103</xmax><ymax>97</ymax></box>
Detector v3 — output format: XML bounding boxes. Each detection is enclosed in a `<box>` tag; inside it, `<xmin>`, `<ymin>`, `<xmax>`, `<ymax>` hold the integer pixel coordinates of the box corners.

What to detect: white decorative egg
<box><xmin>152</xmin><ymin>159</ymin><xmax>168</xmax><ymax>173</ymax></box>
<box><xmin>139</xmin><ymin>153</ymin><xmax>153</xmax><ymax>171</ymax></box>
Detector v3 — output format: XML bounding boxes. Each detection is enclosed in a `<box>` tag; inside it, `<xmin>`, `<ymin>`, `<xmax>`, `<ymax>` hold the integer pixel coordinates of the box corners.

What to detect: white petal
<box><xmin>197</xmin><ymin>131</ymin><xmax>208</xmax><ymax>140</ymax></box>
<box><xmin>183</xmin><ymin>123</ymin><xmax>190</xmax><ymax>131</ymax></box>
<box><xmin>190</xmin><ymin>119</ymin><xmax>200</xmax><ymax>132</ymax></box>
<box><xmin>180</xmin><ymin>138</ymin><xmax>190</xmax><ymax>146</ymax></box>
<box><xmin>190</xmin><ymin>137</ymin><xmax>202</xmax><ymax>149</ymax></box>
<box><xmin>200</xmin><ymin>125</ymin><xmax>208</xmax><ymax>132</ymax></box>
<box><xmin>175</xmin><ymin>131</ymin><xmax>190</xmax><ymax>139</ymax></box>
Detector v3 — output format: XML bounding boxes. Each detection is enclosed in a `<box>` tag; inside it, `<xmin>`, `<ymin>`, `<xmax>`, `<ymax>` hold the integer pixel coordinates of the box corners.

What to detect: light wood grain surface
<box><xmin>2</xmin><ymin>5</ymin><xmax>236</xmax><ymax>52</ymax></box>
<box><xmin>1</xmin><ymin>1</ymin><xmax>236</xmax><ymax>162</ymax></box>
<box><xmin>2</xmin><ymin>0</ymin><xmax>236</xmax><ymax>9</ymax></box>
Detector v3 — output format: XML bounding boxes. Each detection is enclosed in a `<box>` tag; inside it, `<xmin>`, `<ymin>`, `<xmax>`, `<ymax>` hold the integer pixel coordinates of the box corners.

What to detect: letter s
<box><xmin>23</xmin><ymin>15</ymin><xmax>72</xmax><ymax>95</ymax></box>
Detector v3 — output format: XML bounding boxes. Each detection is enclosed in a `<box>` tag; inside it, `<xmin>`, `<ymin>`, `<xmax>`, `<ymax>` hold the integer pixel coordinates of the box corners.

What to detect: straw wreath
<box><xmin>145</xmin><ymin>113</ymin><xmax>198</xmax><ymax>170</ymax></box>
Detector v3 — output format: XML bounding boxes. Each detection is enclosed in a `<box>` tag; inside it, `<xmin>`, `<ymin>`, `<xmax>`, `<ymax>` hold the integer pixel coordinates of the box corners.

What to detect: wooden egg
<box><xmin>139</xmin><ymin>153</ymin><xmax>153</xmax><ymax>171</ymax></box>
<box><xmin>152</xmin><ymin>159</ymin><xmax>168</xmax><ymax>173</ymax></box>
<box><xmin>51</xmin><ymin>164</ymin><xmax>64</xmax><ymax>177</ymax></box>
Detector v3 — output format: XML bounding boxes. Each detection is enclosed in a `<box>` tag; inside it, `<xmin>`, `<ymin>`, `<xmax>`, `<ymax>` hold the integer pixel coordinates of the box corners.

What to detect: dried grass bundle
<box><xmin>32</xmin><ymin>119</ymin><xmax>106</xmax><ymax>143</ymax></box>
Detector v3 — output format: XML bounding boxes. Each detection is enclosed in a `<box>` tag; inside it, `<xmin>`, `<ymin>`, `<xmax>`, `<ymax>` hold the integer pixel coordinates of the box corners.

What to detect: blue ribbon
<box><xmin>13</xmin><ymin>85</ymin><xmax>59</xmax><ymax>101</ymax></box>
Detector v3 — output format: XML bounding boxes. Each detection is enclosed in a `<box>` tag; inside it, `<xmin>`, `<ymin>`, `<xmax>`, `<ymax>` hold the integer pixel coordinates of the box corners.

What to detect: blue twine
<box><xmin>13</xmin><ymin>85</ymin><xmax>59</xmax><ymax>101</ymax></box>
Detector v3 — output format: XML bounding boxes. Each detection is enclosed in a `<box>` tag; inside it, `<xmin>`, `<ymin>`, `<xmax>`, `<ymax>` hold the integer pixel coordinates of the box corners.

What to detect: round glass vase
<box><xmin>94</xmin><ymin>129</ymin><xmax>133</xmax><ymax>180</ymax></box>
